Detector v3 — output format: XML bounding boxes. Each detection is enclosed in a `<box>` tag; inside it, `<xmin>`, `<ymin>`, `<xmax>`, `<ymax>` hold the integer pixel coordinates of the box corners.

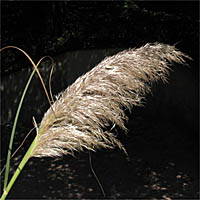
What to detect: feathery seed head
<box><xmin>31</xmin><ymin>43</ymin><xmax>191</xmax><ymax>157</ymax></box>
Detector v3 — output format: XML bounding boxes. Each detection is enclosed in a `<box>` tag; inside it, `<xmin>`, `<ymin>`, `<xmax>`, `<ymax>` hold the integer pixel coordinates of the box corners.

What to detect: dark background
<box><xmin>1</xmin><ymin>1</ymin><xmax>199</xmax><ymax>199</ymax></box>
<box><xmin>1</xmin><ymin>1</ymin><xmax>199</xmax><ymax>75</ymax></box>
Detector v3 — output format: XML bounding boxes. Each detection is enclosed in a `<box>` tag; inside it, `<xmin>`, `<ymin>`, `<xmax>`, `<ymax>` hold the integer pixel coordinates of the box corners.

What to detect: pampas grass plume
<box><xmin>31</xmin><ymin>43</ymin><xmax>191</xmax><ymax>157</ymax></box>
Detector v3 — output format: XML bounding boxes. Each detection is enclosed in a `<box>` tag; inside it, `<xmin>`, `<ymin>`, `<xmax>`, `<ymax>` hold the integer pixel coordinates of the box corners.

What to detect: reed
<box><xmin>31</xmin><ymin>43</ymin><xmax>191</xmax><ymax>158</ymax></box>
<box><xmin>1</xmin><ymin>43</ymin><xmax>191</xmax><ymax>199</ymax></box>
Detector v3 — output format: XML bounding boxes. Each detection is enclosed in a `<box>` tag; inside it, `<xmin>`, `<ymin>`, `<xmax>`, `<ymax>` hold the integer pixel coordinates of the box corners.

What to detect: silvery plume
<box><xmin>31</xmin><ymin>43</ymin><xmax>190</xmax><ymax>157</ymax></box>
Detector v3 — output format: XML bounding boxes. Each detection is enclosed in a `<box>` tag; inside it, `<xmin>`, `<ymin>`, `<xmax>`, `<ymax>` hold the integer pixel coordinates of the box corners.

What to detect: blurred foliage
<box><xmin>1</xmin><ymin>1</ymin><xmax>198</xmax><ymax>75</ymax></box>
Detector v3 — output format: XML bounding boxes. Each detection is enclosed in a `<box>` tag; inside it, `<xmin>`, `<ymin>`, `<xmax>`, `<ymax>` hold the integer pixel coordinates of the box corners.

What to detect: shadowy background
<box><xmin>1</xmin><ymin>1</ymin><xmax>199</xmax><ymax>199</ymax></box>
<box><xmin>1</xmin><ymin>1</ymin><xmax>199</xmax><ymax>75</ymax></box>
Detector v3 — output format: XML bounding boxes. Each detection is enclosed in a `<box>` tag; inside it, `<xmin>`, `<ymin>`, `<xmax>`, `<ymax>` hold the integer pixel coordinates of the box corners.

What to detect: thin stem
<box><xmin>1</xmin><ymin>46</ymin><xmax>54</xmax><ymax>199</ymax></box>
<box><xmin>89</xmin><ymin>151</ymin><xmax>105</xmax><ymax>197</ymax></box>
<box><xmin>1</xmin><ymin>46</ymin><xmax>54</xmax><ymax>192</ymax></box>
<box><xmin>0</xmin><ymin>127</ymin><xmax>35</xmax><ymax>176</ymax></box>
<box><xmin>1</xmin><ymin>135</ymin><xmax>38</xmax><ymax>200</ymax></box>
<box><xmin>3</xmin><ymin>68</ymin><xmax>36</xmax><ymax>189</ymax></box>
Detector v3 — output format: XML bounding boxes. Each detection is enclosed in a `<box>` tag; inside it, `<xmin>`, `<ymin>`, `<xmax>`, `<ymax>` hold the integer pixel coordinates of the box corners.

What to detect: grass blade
<box><xmin>3</xmin><ymin>68</ymin><xmax>36</xmax><ymax>189</ymax></box>
<box><xmin>1</xmin><ymin>135</ymin><xmax>38</xmax><ymax>200</ymax></box>
<box><xmin>1</xmin><ymin>46</ymin><xmax>54</xmax><ymax>199</ymax></box>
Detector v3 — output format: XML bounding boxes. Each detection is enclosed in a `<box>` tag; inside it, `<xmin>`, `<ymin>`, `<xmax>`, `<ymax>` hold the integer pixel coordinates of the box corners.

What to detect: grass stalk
<box><xmin>1</xmin><ymin>135</ymin><xmax>38</xmax><ymax>200</ymax></box>
<box><xmin>3</xmin><ymin>67</ymin><xmax>36</xmax><ymax>191</ymax></box>
<box><xmin>1</xmin><ymin>46</ymin><xmax>54</xmax><ymax>199</ymax></box>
